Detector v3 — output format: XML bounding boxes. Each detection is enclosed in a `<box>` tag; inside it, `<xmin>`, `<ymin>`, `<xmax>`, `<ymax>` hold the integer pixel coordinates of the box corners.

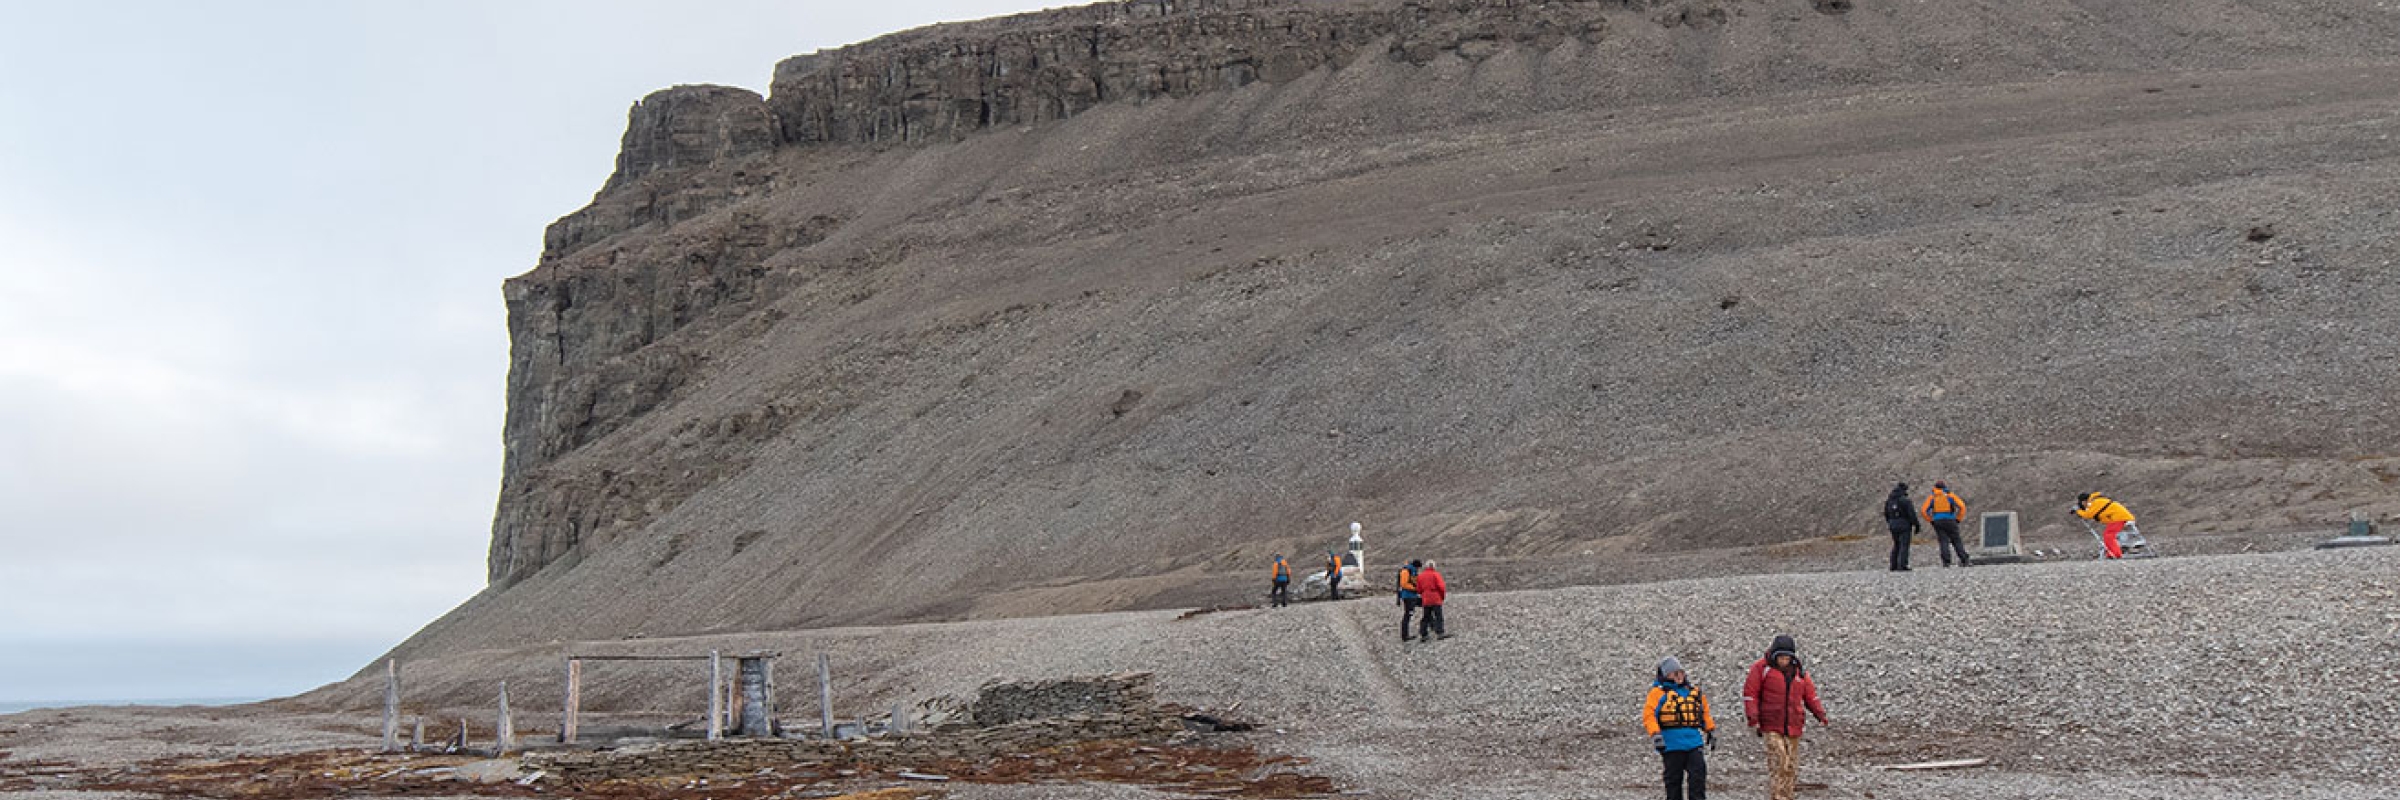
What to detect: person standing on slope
<box><xmin>1395</xmin><ymin>560</ymin><xmax>1423</xmax><ymax>641</ymax></box>
<box><xmin>1270</xmin><ymin>554</ymin><xmax>1291</xmax><ymax>608</ymax></box>
<box><xmin>1919</xmin><ymin>481</ymin><xmax>1972</xmax><ymax>567</ymax></box>
<box><xmin>2076</xmin><ymin>492</ymin><xmax>2146</xmax><ymax>559</ymax></box>
<box><xmin>1743</xmin><ymin>635</ymin><xmax>1829</xmax><ymax>800</ymax></box>
<box><xmin>1882</xmin><ymin>482</ymin><xmax>1920</xmax><ymax>572</ymax></box>
<box><xmin>1643</xmin><ymin>656</ymin><xmax>1716</xmax><ymax>800</ymax></box>
<box><xmin>1415</xmin><ymin>560</ymin><xmax>1449</xmax><ymax>641</ymax></box>
<box><xmin>1324</xmin><ymin>550</ymin><xmax>1345</xmax><ymax>600</ymax></box>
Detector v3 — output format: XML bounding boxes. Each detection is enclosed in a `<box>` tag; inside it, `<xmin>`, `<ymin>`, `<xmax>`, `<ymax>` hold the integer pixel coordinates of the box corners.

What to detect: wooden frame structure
<box><xmin>558</xmin><ymin>650</ymin><xmax>781</xmax><ymax>743</ymax></box>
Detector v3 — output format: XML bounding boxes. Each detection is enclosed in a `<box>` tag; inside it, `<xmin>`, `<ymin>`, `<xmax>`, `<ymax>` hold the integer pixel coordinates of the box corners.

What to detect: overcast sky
<box><xmin>0</xmin><ymin>0</ymin><xmax>1056</xmax><ymax>705</ymax></box>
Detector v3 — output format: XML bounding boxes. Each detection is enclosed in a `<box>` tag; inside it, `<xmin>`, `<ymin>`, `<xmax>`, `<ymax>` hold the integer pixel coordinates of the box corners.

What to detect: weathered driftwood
<box><xmin>1874</xmin><ymin>758</ymin><xmax>1990</xmax><ymax>771</ymax></box>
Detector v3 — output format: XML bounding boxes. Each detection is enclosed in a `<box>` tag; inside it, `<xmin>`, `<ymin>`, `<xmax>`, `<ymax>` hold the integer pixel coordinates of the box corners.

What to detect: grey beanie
<box><xmin>1657</xmin><ymin>656</ymin><xmax>1684</xmax><ymax>680</ymax></box>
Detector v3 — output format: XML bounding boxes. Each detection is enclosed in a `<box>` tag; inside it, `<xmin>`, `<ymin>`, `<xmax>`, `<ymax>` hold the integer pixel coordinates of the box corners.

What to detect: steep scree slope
<box><xmin>407</xmin><ymin>0</ymin><xmax>2400</xmax><ymax>659</ymax></box>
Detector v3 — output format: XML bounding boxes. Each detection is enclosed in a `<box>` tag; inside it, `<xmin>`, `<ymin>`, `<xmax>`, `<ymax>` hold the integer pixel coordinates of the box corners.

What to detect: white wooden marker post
<box><xmin>818</xmin><ymin>653</ymin><xmax>834</xmax><ymax>739</ymax></box>
<box><xmin>496</xmin><ymin>681</ymin><xmax>516</xmax><ymax>754</ymax></box>
<box><xmin>707</xmin><ymin>650</ymin><xmax>724</xmax><ymax>741</ymax></box>
<box><xmin>1348</xmin><ymin>522</ymin><xmax>1365</xmax><ymax>580</ymax></box>
<box><xmin>559</xmin><ymin>657</ymin><xmax>582</xmax><ymax>744</ymax></box>
<box><xmin>381</xmin><ymin>659</ymin><xmax>400</xmax><ymax>753</ymax></box>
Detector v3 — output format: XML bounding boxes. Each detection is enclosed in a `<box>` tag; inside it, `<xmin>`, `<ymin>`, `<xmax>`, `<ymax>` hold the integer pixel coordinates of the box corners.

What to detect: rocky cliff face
<box><xmin>766</xmin><ymin>0</ymin><xmax>1620</xmax><ymax>146</ymax></box>
<box><xmin>489</xmin><ymin>86</ymin><xmax>801</xmax><ymax>584</ymax></box>
<box><xmin>455</xmin><ymin>0</ymin><xmax>2400</xmax><ymax>650</ymax></box>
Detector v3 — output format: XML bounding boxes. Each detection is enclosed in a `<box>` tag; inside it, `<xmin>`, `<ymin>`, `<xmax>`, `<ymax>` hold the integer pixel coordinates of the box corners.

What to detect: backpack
<box><xmin>1883</xmin><ymin>496</ymin><xmax>1911</xmax><ymax>522</ymax></box>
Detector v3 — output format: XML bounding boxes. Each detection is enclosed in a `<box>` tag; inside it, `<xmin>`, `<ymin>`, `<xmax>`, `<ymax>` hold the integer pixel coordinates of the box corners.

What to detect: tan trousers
<box><xmin>1763</xmin><ymin>731</ymin><xmax>1799</xmax><ymax>800</ymax></box>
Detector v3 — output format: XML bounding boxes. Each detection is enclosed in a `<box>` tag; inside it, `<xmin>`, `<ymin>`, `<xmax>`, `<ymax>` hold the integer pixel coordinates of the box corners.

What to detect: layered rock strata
<box><xmin>455</xmin><ymin>0</ymin><xmax>2400</xmax><ymax>649</ymax></box>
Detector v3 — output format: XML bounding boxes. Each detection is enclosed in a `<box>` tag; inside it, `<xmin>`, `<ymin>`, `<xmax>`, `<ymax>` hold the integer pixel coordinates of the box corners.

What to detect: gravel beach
<box><xmin>10</xmin><ymin>545</ymin><xmax>2393</xmax><ymax>798</ymax></box>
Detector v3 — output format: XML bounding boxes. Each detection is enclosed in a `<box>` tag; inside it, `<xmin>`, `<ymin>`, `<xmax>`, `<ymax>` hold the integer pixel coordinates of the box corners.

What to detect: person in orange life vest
<box><xmin>1395</xmin><ymin>560</ymin><xmax>1422</xmax><ymax>642</ymax></box>
<box><xmin>2076</xmin><ymin>492</ymin><xmax>2144</xmax><ymax>559</ymax></box>
<box><xmin>1643</xmin><ymin>656</ymin><xmax>1716</xmax><ymax>800</ymax></box>
<box><xmin>1324</xmin><ymin>550</ymin><xmax>1344</xmax><ymax>600</ymax></box>
<box><xmin>1919</xmin><ymin>481</ymin><xmax>1972</xmax><ymax>567</ymax></box>
<box><xmin>1742</xmin><ymin>635</ymin><xmax>1828</xmax><ymax>800</ymax></box>
<box><xmin>1269</xmin><ymin>554</ymin><xmax>1291</xmax><ymax>608</ymax></box>
<box><xmin>1414</xmin><ymin>560</ymin><xmax>1449</xmax><ymax>641</ymax></box>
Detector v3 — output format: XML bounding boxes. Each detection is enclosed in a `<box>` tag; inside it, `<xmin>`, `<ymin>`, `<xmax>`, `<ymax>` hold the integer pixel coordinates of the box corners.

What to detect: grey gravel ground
<box><xmin>19</xmin><ymin>545</ymin><xmax>2390</xmax><ymax>798</ymax></box>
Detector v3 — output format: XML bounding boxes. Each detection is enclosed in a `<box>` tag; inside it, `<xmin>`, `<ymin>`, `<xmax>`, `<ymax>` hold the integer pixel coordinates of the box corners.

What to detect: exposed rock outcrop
<box><xmin>451</xmin><ymin>0</ymin><xmax>2400</xmax><ymax>643</ymax></box>
<box><xmin>606</xmin><ymin>85</ymin><xmax>779</xmax><ymax>191</ymax></box>
<box><xmin>767</xmin><ymin>0</ymin><xmax>1613</xmax><ymax>145</ymax></box>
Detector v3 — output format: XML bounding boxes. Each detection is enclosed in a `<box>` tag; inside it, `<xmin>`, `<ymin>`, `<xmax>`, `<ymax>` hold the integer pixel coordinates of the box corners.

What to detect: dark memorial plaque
<box><xmin>1978</xmin><ymin>512</ymin><xmax>2020</xmax><ymax>555</ymax></box>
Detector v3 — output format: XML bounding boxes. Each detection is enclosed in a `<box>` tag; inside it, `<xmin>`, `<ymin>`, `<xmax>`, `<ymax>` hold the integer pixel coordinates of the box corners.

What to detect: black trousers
<box><xmin>1399</xmin><ymin>597</ymin><xmax>1421</xmax><ymax>639</ymax></box>
<box><xmin>1932</xmin><ymin>518</ymin><xmax>1971</xmax><ymax>566</ymax></box>
<box><xmin>1270</xmin><ymin>580</ymin><xmax>1289</xmax><ymax>607</ymax></box>
<box><xmin>1327</xmin><ymin>575</ymin><xmax>1342</xmax><ymax>600</ymax></box>
<box><xmin>1661</xmin><ymin>747</ymin><xmax>1707</xmax><ymax>800</ymax></box>
<box><xmin>1418</xmin><ymin>603</ymin><xmax>1445</xmax><ymax>639</ymax></box>
<box><xmin>1888</xmin><ymin>527</ymin><xmax>1913</xmax><ymax>570</ymax></box>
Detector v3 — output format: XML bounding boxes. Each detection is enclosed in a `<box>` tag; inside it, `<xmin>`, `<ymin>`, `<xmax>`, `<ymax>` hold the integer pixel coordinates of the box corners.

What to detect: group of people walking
<box><xmin>1253</xmin><ymin>486</ymin><xmax>2158</xmax><ymax>800</ymax></box>
<box><xmin>1641</xmin><ymin>634</ymin><xmax>1830</xmax><ymax>800</ymax></box>
<box><xmin>1265</xmin><ymin>553</ymin><xmax>1449</xmax><ymax>642</ymax></box>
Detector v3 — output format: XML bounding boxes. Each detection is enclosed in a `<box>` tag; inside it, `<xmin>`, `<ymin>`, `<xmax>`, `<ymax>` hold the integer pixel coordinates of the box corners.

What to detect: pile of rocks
<box><xmin>959</xmin><ymin>672</ymin><xmax>1161</xmax><ymax>728</ymax></box>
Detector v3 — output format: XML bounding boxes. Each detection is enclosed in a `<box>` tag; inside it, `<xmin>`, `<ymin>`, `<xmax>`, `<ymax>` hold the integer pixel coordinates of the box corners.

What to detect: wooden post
<box><xmin>892</xmin><ymin>701</ymin><xmax>907</xmax><ymax>735</ymax></box>
<box><xmin>735</xmin><ymin>656</ymin><xmax>776</xmax><ymax>737</ymax></box>
<box><xmin>411</xmin><ymin>717</ymin><xmax>424</xmax><ymax>751</ymax></box>
<box><xmin>455</xmin><ymin>718</ymin><xmax>469</xmax><ymax>752</ymax></box>
<box><xmin>381</xmin><ymin>659</ymin><xmax>400</xmax><ymax>753</ymax></box>
<box><xmin>496</xmin><ymin>681</ymin><xmax>516</xmax><ymax>754</ymax></box>
<box><xmin>817</xmin><ymin>653</ymin><xmax>833</xmax><ymax>739</ymax></box>
<box><xmin>706</xmin><ymin>651</ymin><xmax>723</xmax><ymax>741</ymax></box>
<box><xmin>762</xmin><ymin>657</ymin><xmax>777</xmax><ymax>735</ymax></box>
<box><xmin>722</xmin><ymin>665</ymin><xmax>738</xmax><ymax>733</ymax></box>
<box><xmin>559</xmin><ymin>657</ymin><xmax>582</xmax><ymax>744</ymax></box>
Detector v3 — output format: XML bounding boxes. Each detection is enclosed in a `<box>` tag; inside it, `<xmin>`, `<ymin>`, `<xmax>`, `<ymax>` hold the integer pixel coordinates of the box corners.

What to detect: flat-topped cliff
<box><xmin>416</xmin><ymin>0</ymin><xmax>2400</xmax><ymax>662</ymax></box>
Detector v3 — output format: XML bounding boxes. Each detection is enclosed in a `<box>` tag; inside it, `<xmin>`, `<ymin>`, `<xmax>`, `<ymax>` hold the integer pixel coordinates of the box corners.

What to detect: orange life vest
<box><xmin>1272</xmin><ymin>559</ymin><xmax>1289</xmax><ymax>579</ymax></box>
<box><xmin>1654</xmin><ymin>688</ymin><xmax>1708</xmax><ymax>729</ymax></box>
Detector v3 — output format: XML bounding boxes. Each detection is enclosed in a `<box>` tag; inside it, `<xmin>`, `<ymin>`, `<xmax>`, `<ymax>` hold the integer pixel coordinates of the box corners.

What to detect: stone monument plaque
<box><xmin>1978</xmin><ymin>511</ymin><xmax>2021</xmax><ymax>555</ymax></box>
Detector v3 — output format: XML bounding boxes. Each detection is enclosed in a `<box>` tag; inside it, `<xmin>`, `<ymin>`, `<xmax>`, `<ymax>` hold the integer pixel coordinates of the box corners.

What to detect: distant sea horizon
<box><xmin>0</xmin><ymin>697</ymin><xmax>266</xmax><ymax>714</ymax></box>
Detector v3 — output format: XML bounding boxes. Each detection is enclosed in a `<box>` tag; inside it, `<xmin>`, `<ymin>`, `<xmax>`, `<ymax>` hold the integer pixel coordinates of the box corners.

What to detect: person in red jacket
<box><xmin>1741</xmin><ymin>635</ymin><xmax>1828</xmax><ymax>800</ymax></box>
<box><xmin>1414</xmin><ymin>560</ymin><xmax>1449</xmax><ymax>641</ymax></box>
